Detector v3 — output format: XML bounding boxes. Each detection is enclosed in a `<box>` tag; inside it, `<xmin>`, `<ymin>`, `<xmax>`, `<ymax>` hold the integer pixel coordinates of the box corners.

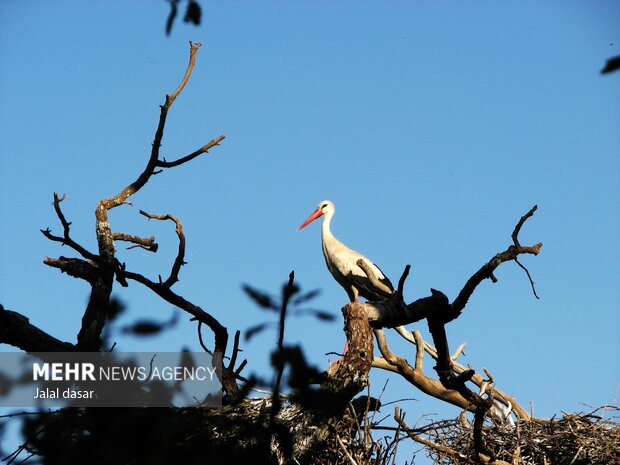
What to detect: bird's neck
<box><xmin>321</xmin><ymin>211</ymin><xmax>335</xmax><ymax>241</ymax></box>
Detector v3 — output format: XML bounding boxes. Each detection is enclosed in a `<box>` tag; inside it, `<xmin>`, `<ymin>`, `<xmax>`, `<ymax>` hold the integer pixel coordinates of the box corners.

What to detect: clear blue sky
<box><xmin>1</xmin><ymin>0</ymin><xmax>619</xmax><ymax>459</ymax></box>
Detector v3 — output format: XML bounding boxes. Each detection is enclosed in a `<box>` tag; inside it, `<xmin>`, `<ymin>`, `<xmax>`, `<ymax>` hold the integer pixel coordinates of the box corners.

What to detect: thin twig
<box><xmin>451</xmin><ymin>205</ymin><xmax>542</xmax><ymax>317</ymax></box>
<box><xmin>166</xmin><ymin>41</ymin><xmax>201</xmax><ymax>107</ymax></box>
<box><xmin>396</xmin><ymin>264</ymin><xmax>411</xmax><ymax>298</ymax></box>
<box><xmin>512</xmin><ymin>205</ymin><xmax>538</xmax><ymax>247</ymax></box>
<box><xmin>41</xmin><ymin>193</ymin><xmax>99</xmax><ymax>261</ymax></box>
<box><xmin>336</xmin><ymin>433</ymin><xmax>359</xmax><ymax>465</ymax></box>
<box><xmin>196</xmin><ymin>321</ymin><xmax>212</xmax><ymax>354</ymax></box>
<box><xmin>158</xmin><ymin>135</ymin><xmax>225</xmax><ymax>168</ymax></box>
<box><xmin>515</xmin><ymin>257</ymin><xmax>540</xmax><ymax>299</ymax></box>
<box><xmin>139</xmin><ymin>211</ymin><xmax>185</xmax><ymax>287</ymax></box>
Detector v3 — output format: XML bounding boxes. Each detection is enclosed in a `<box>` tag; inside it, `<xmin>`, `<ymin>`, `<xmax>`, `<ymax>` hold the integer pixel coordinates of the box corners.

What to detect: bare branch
<box><xmin>396</xmin><ymin>264</ymin><xmax>411</xmax><ymax>298</ymax></box>
<box><xmin>452</xmin><ymin>205</ymin><xmax>542</xmax><ymax>318</ymax></box>
<box><xmin>139</xmin><ymin>210</ymin><xmax>186</xmax><ymax>287</ymax></box>
<box><xmin>360</xmin><ymin>206</ymin><xmax>542</xmax><ymax>332</ymax></box>
<box><xmin>0</xmin><ymin>306</ymin><xmax>75</xmax><ymax>352</ymax></box>
<box><xmin>413</xmin><ymin>329</ymin><xmax>425</xmax><ymax>370</ymax></box>
<box><xmin>377</xmin><ymin>326</ymin><xmax>530</xmax><ymax>420</ymax></box>
<box><xmin>167</xmin><ymin>41</ymin><xmax>201</xmax><ymax>107</ymax></box>
<box><xmin>225</xmin><ymin>329</ymin><xmax>247</xmax><ymax>382</ymax></box>
<box><xmin>43</xmin><ymin>256</ymin><xmax>98</xmax><ymax>284</ymax></box>
<box><xmin>372</xmin><ymin>329</ymin><xmax>472</xmax><ymax>412</ymax></box>
<box><xmin>99</xmin><ymin>42</ymin><xmax>218</xmax><ymax>215</ymax></box>
<box><xmin>514</xmin><ymin>256</ymin><xmax>540</xmax><ymax>299</ymax></box>
<box><xmin>157</xmin><ymin>135</ymin><xmax>225</xmax><ymax>168</ymax></box>
<box><xmin>451</xmin><ymin>342</ymin><xmax>467</xmax><ymax>361</ymax></box>
<box><xmin>196</xmin><ymin>321</ymin><xmax>212</xmax><ymax>354</ymax></box>
<box><xmin>394</xmin><ymin>407</ymin><xmax>513</xmax><ymax>465</ymax></box>
<box><xmin>41</xmin><ymin>193</ymin><xmax>99</xmax><ymax>261</ymax></box>
<box><xmin>112</xmin><ymin>232</ymin><xmax>158</xmax><ymax>252</ymax></box>
<box><xmin>512</xmin><ymin>205</ymin><xmax>537</xmax><ymax>247</ymax></box>
<box><xmin>118</xmin><ymin>266</ymin><xmax>238</xmax><ymax>397</ymax></box>
<box><xmin>121</xmin><ymin>269</ymin><xmax>227</xmax><ymax>350</ymax></box>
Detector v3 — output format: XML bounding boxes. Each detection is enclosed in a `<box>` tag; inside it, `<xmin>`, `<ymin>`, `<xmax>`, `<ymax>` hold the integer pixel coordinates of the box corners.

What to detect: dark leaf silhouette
<box><xmin>120</xmin><ymin>311</ymin><xmax>178</xmax><ymax>336</ymax></box>
<box><xmin>601</xmin><ymin>55</ymin><xmax>620</xmax><ymax>74</ymax></box>
<box><xmin>165</xmin><ymin>0</ymin><xmax>201</xmax><ymax>36</ymax></box>
<box><xmin>273</xmin><ymin>346</ymin><xmax>322</xmax><ymax>389</ymax></box>
<box><xmin>165</xmin><ymin>0</ymin><xmax>178</xmax><ymax>36</ymax></box>
<box><xmin>105</xmin><ymin>297</ymin><xmax>126</xmax><ymax>323</ymax></box>
<box><xmin>296</xmin><ymin>308</ymin><xmax>335</xmax><ymax>321</ymax></box>
<box><xmin>245</xmin><ymin>322</ymin><xmax>273</xmax><ymax>341</ymax></box>
<box><xmin>184</xmin><ymin>0</ymin><xmax>201</xmax><ymax>25</ymax></box>
<box><xmin>291</xmin><ymin>288</ymin><xmax>320</xmax><ymax>306</ymax></box>
<box><xmin>123</xmin><ymin>321</ymin><xmax>164</xmax><ymax>335</ymax></box>
<box><xmin>242</xmin><ymin>284</ymin><xmax>277</xmax><ymax>310</ymax></box>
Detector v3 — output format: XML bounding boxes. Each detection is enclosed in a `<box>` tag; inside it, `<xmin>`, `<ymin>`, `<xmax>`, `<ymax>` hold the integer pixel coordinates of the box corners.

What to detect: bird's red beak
<box><xmin>298</xmin><ymin>208</ymin><xmax>323</xmax><ymax>231</ymax></box>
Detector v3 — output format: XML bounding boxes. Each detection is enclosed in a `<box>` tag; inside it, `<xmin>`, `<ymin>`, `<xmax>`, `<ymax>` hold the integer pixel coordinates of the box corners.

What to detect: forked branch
<box><xmin>358</xmin><ymin>205</ymin><xmax>541</xmax><ymax>433</ymax></box>
<box><xmin>34</xmin><ymin>42</ymin><xmax>229</xmax><ymax>360</ymax></box>
<box><xmin>451</xmin><ymin>205</ymin><xmax>542</xmax><ymax>318</ymax></box>
<box><xmin>40</xmin><ymin>193</ymin><xmax>98</xmax><ymax>262</ymax></box>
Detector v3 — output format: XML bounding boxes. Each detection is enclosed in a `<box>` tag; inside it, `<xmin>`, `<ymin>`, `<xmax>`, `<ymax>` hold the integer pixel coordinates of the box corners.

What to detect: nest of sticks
<box><xmin>416</xmin><ymin>406</ymin><xmax>620</xmax><ymax>465</ymax></box>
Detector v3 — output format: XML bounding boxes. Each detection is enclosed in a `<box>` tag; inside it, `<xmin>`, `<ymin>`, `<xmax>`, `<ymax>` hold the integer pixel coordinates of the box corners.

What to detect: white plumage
<box><xmin>298</xmin><ymin>200</ymin><xmax>393</xmax><ymax>302</ymax></box>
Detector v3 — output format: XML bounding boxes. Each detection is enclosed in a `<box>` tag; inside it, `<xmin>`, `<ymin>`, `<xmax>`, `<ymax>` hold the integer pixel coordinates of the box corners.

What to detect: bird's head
<box><xmin>298</xmin><ymin>200</ymin><xmax>334</xmax><ymax>230</ymax></box>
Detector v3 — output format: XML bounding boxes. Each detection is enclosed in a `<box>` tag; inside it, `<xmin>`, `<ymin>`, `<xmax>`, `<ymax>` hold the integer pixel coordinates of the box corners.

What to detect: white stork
<box><xmin>298</xmin><ymin>200</ymin><xmax>394</xmax><ymax>303</ymax></box>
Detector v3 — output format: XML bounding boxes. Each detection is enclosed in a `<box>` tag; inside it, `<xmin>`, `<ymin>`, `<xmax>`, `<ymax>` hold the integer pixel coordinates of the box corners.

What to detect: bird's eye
<box><xmin>321</xmin><ymin>204</ymin><xmax>327</xmax><ymax>209</ymax></box>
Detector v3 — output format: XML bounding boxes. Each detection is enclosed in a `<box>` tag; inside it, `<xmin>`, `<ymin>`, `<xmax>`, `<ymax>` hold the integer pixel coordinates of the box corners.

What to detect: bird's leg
<box><xmin>329</xmin><ymin>342</ymin><xmax>349</xmax><ymax>367</ymax></box>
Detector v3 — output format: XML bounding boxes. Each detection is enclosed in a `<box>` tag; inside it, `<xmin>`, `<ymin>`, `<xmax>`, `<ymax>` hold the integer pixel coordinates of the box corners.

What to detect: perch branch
<box><xmin>322</xmin><ymin>302</ymin><xmax>374</xmax><ymax>415</ymax></box>
<box><xmin>361</xmin><ymin>206</ymin><xmax>542</xmax><ymax>330</ymax></box>
<box><xmin>357</xmin><ymin>207</ymin><xmax>539</xmax><ymax>425</ymax></box>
